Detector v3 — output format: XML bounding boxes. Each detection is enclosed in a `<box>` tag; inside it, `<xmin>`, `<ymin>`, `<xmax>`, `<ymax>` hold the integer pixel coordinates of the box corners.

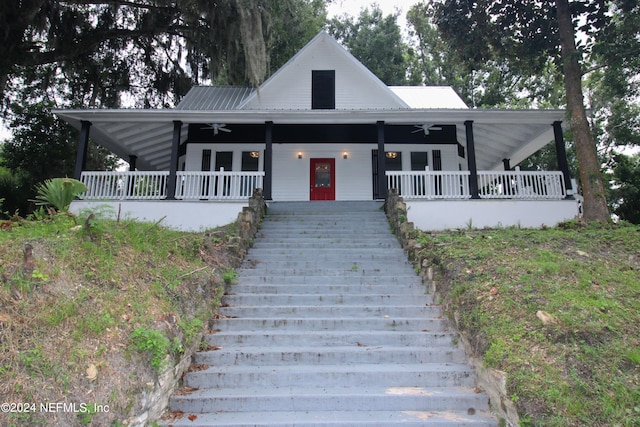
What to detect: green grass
<box><xmin>416</xmin><ymin>222</ymin><xmax>640</xmax><ymax>426</ymax></box>
<box><xmin>0</xmin><ymin>212</ymin><xmax>236</xmax><ymax>426</ymax></box>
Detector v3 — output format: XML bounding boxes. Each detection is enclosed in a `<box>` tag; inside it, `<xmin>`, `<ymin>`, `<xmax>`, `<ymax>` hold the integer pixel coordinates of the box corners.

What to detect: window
<box><xmin>458</xmin><ymin>143</ymin><xmax>466</xmax><ymax>159</ymax></box>
<box><xmin>432</xmin><ymin>150</ymin><xmax>442</xmax><ymax>171</ymax></box>
<box><xmin>385</xmin><ymin>151</ymin><xmax>402</xmax><ymax>171</ymax></box>
<box><xmin>215</xmin><ymin>151</ymin><xmax>233</xmax><ymax>171</ymax></box>
<box><xmin>312</xmin><ymin>70</ymin><xmax>335</xmax><ymax>109</ymax></box>
<box><xmin>410</xmin><ymin>152</ymin><xmax>429</xmax><ymax>171</ymax></box>
<box><xmin>201</xmin><ymin>149</ymin><xmax>212</xmax><ymax>172</ymax></box>
<box><xmin>241</xmin><ymin>151</ymin><xmax>260</xmax><ymax>197</ymax></box>
<box><xmin>241</xmin><ymin>151</ymin><xmax>260</xmax><ymax>171</ymax></box>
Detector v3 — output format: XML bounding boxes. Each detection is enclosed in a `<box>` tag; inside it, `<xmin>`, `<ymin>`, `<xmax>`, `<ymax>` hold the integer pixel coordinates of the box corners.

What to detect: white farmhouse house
<box><xmin>55</xmin><ymin>31</ymin><xmax>579</xmax><ymax>231</ymax></box>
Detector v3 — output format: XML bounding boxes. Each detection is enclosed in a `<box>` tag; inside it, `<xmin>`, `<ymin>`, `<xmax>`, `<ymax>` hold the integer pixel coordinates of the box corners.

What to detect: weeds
<box><xmin>418</xmin><ymin>223</ymin><xmax>640</xmax><ymax>426</ymax></box>
<box><xmin>178</xmin><ymin>317</ymin><xmax>205</xmax><ymax>347</ymax></box>
<box><xmin>130</xmin><ymin>327</ymin><xmax>172</xmax><ymax>372</ymax></box>
<box><xmin>0</xmin><ymin>212</ymin><xmax>237</xmax><ymax>426</ymax></box>
<box><xmin>222</xmin><ymin>268</ymin><xmax>238</xmax><ymax>284</ymax></box>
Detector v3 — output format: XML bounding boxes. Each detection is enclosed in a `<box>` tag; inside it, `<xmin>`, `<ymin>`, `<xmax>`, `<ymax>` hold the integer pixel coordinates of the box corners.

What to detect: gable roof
<box><xmin>238</xmin><ymin>31</ymin><xmax>409</xmax><ymax>110</ymax></box>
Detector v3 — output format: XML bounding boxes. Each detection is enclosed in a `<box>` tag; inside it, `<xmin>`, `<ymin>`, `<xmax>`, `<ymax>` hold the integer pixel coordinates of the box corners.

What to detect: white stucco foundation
<box><xmin>406</xmin><ymin>199</ymin><xmax>580</xmax><ymax>230</ymax></box>
<box><xmin>70</xmin><ymin>200</ymin><xmax>247</xmax><ymax>232</ymax></box>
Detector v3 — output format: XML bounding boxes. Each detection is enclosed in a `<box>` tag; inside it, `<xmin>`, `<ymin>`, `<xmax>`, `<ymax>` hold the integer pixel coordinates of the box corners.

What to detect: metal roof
<box><xmin>175</xmin><ymin>86</ymin><xmax>255</xmax><ymax>110</ymax></box>
<box><xmin>389</xmin><ymin>86</ymin><xmax>468</xmax><ymax>109</ymax></box>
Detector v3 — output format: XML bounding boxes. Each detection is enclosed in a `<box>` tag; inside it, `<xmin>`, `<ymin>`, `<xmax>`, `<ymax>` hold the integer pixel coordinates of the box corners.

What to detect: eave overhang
<box><xmin>54</xmin><ymin>108</ymin><xmax>566</xmax><ymax>171</ymax></box>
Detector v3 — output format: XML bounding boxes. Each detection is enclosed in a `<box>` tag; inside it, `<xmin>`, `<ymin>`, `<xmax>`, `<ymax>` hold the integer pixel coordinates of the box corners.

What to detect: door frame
<box><xmin>310</xmin><ymin>158</ymin><xmax>336</xmax><ymax>200</ymax></box>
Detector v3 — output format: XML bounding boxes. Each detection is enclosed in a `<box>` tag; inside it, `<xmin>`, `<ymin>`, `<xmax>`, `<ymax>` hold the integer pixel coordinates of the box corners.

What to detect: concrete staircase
<box><xmin>165</xmin><ymin>201</ymin><xmax>498</xmax><ymax>426</ymax></box>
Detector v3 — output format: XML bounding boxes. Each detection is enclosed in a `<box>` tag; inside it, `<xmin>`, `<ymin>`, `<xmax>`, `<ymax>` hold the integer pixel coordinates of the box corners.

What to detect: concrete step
<box><xmin>222</xmin><ymin>294</ymin><xmax>430</xmax><ymax>306</ymax></box>
<box><xmin>238</xmin><ymin>265</ymin><xmax>415</xmax><ymax>283</ymax></box>
<box><xmin>260</xmin><ymin>221</ymin><xmax>389</xmax><ymax>227</ymax></box>
<box><xmin>240</xmin><ymin>261</ymin><xmax>412</xmax><ymax>270</ymax></box>
<box><xmin>256</xmin><ymin>232</ymin><xmax>396</xmax><ymax>239</ymax></box>
<box><xmin>193</xmin><ymin>345</ymin><xmax>468</xmax><ymax>365</ymax></box>
<box><xmin>203</xmin><ymin>330</ymin><xmax>457</xmax><ymax>347</ymax></box>
<box><xmin>170</xmin><ymin>386</ymin><xmax>489</xmax><ymax>413</ymax></box>
<box><xmin>224</xmin><ymin>284</ymin><xmax>430</xmax><ymax>295</ymax></box>
<box><xmin>162</xmin><ymin>409</ymin><xmax>497</xmax><ymax>426</ymax></box>
<box><xmin>243</xmin><ymin>253</ymin><xmax>410</xmax><ymax>262</ymax></box>
<box><xmin>212</xmin><ymin>317</ymin><xmax>448</xmax><ymax>332</ymax></box>
<box><xmin>246</xmin><ymin>248</ymin><xmax>404</xmax><ymax>256</ymax></box>
<box><xmin>260</xmin><ymin>225</ymin><xmax>390</xmax><ymax>230</ymax></box>
<box><xmin>259</xmin><ymin>223</ymin><xmax>390</xmax><ymax>230</ymax></box>
<box><xmin>235</xmin><ymin>274</ymin><xmax>424</xmax><ymax>285</ymax></box>
<box><xmin>251</xmin><ymin>240</ymin><xmax>401</xmax><ymax>249</ymax></box>
<box><xmin>183</xmin><ymin>363</ymin><xmax>476</xmax><ymax>389</ymax></box>
<box><xmin>217</xmin><ymin>305</ymin><xmax>441</xmax><ymax>317</ymax></box>
<box><xmin>161</xmin><ymin>201</ymin><xmax>496</xmax><ymax>426</ymax></box>
<box><xmin>237</xmin><ymin>269</ymin><xmax>414</xmax><ymax>277</ymax></box>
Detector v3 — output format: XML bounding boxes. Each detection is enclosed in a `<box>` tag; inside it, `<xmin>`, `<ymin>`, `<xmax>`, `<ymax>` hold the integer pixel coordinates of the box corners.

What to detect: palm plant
<box><xmin>32</xmin><ymin>178</ymin><xmax>87</xmax><ymax>212</ymax></box>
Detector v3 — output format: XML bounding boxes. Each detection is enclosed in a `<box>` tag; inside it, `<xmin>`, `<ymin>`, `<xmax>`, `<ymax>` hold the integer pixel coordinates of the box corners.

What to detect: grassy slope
<box><xmin>0</xmin><ymin>214</ymin><xmax>236</xmax><ymax>426</ymax></box>
<box><xmin>416</xmin><ymin>222</ymin><xmax>640</xmax><ymax>426</ymax></box>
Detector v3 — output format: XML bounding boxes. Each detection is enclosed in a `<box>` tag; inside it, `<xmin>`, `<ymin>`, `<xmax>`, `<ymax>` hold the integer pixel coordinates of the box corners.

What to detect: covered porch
<box><xmin>57</xmin><ymin>108</ymin><xmax>580</xmax><ymax>230</ymax></box>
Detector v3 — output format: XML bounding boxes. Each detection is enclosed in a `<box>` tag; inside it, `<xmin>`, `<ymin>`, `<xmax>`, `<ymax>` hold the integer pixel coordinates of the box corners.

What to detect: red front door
<box><xmin>310</xmin><ymin>158</ymin><xmax>335</xmax><ymax>200</ymax></box>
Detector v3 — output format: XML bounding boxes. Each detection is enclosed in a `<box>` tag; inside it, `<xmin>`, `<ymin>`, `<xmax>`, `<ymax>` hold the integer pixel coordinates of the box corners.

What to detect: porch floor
<box><xmin>266</xmin><ymin>200</ymin><xmax>384</xmax><ymax>214</ymax></box>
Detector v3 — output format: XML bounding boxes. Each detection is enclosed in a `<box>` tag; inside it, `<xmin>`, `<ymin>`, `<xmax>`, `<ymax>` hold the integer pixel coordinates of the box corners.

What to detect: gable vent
<box><xmin>312</xmin><ymin>70</ymin><xmax>336</xmax><ymax>109</ymax></box>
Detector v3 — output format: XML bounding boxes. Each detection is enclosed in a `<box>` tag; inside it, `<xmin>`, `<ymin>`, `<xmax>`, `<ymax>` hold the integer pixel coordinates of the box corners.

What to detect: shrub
<box><xmin>32</xmin><ymin>178</ymin><xmax>87</xmax><ymax>212</ymax></box>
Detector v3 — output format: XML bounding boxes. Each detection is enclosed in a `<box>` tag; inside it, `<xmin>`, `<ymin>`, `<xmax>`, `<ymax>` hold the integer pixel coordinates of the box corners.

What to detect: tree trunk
<box><xmin>555</xmin><ymin>0</ymin><xmax>610</xmax><ymax>222</ymax></box>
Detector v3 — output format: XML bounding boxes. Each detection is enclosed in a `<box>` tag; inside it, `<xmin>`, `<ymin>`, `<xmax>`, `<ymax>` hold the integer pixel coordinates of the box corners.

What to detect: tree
<box><xmin>0</xmin><ymin>100</ymin><xmax>117</xmax><ymax>214</ymax></box>
<box><xmin>555</xmin><ymin>0</ymin><xmax>609</xmax><ymax>222</ymax></box>
<box><xmin>608</xmin><ymin>153</ymin><xmax>640</xmax><ymax>224</ymax></box>
<box><xmin>429</xmin><ymin>0</ymin><xmax>617</xmax><ymax>222</ymax></box>
<box><xmin>0</xmin><ymin>1</ymin><xmax>328</xmax><ymax>214</ymax></box>
<box><xmin>0</xmin><ymin>0</ymin><xmax>325</xmax><ymax>110</ymax></box>
<box><xmin>327</xmin><ymin>6</ymin><xmax>417</xmax><ymax>85</ymax></box>
<box><xmin>268</xmin><ymin>0</ymin><xmax>328</xmax><ymax>74</ymax></box>
<box><xmin>407</xmin><ymin>3</ymin><xmax>565</xmax><ymax>109</ymax></box>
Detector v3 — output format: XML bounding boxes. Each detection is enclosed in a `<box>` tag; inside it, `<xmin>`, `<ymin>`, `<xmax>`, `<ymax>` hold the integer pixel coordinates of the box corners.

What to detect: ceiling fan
<box><xmin>412</xmin><ymin>124</ymin><xmax>442</xmax><ymax>135</ymax></box>
<box><xmin>202</xmin><ymin>123</ymin><xmax>232</xmax><ymax>135</ymax></box>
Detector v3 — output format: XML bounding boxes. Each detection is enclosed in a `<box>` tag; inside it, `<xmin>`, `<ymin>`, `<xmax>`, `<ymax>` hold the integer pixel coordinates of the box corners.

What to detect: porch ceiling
<box><xmin>54</xmin><ymin>108</ymin><xmax>566</xmax><ymax>171</ymax></box>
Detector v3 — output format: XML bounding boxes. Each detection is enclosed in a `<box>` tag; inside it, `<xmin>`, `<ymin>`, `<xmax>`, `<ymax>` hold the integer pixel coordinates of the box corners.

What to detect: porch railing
<box><xmin>80</xmin><ymin>171</ymin><xmax>170</xmax><ymax>200</ymax></box>
<box><xmin>175</xmin><ymin>171</ymin><xmax>264</xmax><ymax>200</ymax></box>
<box><xmin>79</xmin><ymin>171</ymin><xmax>264</xmax><ymax>201</ymax></box>
<box><xmin>386</xmin><ymin>171</ymin><xmax>471</xmax><ymax>199</ymax></box>
<box><xmin>386</xmin><ymin>170</ymin><xmax>566</xmax><ymax>200</ymax></box>
<box><xmin>477</xmin><ymin>171</ymin><xmax>566</xmax><ymax>199</ymax></box>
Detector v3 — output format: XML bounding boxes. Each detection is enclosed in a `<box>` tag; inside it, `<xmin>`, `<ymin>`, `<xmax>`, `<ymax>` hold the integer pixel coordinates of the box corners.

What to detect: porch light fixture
<box><xmin>297</xmin><ymin>152</ymin><xmax>303</xmax><ymax>159</ymax></box>
<box><xmin>386</xmin><ymin>152</ymin><xmax>398</xmax><ymax>159</ymax></box>
<box><xmin>343</xmin><ymin>152</ymin><xmax>349</xmax><ymax>159</ymax></box>
<box><xmin>250</xmin><ymin>151</ymin><xmax>260</xmax><ymax>159</ymax></box>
